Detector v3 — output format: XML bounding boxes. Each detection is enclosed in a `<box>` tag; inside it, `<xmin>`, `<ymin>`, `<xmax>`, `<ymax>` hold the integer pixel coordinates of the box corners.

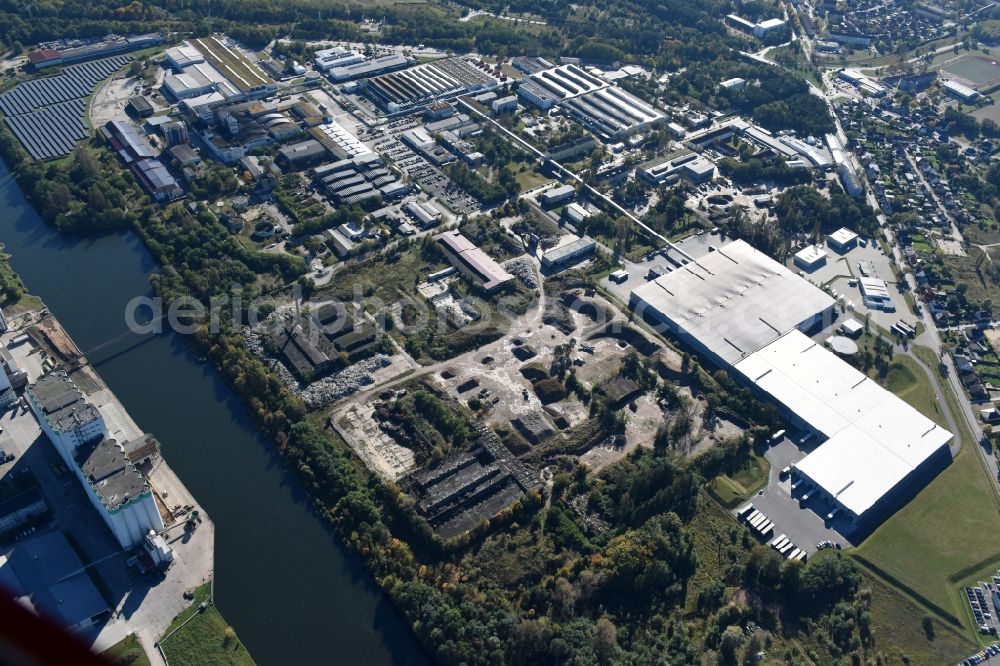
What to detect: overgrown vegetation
<box><xmin>159</xmin><ymin>584</ymin><xmax>254</xmax><ymax>666</ymax></box>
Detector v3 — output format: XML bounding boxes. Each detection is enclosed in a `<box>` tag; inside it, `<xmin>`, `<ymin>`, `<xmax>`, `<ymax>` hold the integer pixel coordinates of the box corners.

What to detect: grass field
<box><xmin>706</xmin><ymin>454</ymin><xmax>769</xmax><ymax>509</ymax></box>
<box><xmin>972</xmin><ymin>90</ymin><xmax>1000</xmax><ymax>123</ymax></box>
<box><xmin>863</xmin><ymin>569</ymin><xmax>976</xmax><ymax>662</ymax></box>
<box><xmin>850</xmin><ymin>338</ymin><xmax>1000</xmax><ymax>646</ymax></box>
<box><xmin>159</xmin><ymin>583</ymin><xmax>254</xmax><ymax>666</ymax></box>
<box><xmin>102</xmin><ymin>634</ymin><xmax>151</xmax><ymax>666</ymax></box>
<box><xmin>854</xmin><ymin>435</ymin><xmax>1000</xmax><ymax>630</ymax></box>
<box><xmin>883</xmin><ymin>355</ymin><xmax>949</xmax><ymax>429</ymax></box>
<box><xmin>514</xmin><ymin>167</ymin><xmax>550</xmax><ymax>192</ymax></box>
<box><xmin>940</xmin><ymin>53</ymin><xmax>1000</xmax><ymax>88</ymax></box>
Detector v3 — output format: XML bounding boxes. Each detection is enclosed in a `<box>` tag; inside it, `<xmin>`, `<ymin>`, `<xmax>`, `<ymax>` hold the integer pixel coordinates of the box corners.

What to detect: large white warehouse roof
<box><xmin>733</xmin><ymin>329</ymin><xmax>952</xmax><ymax>518</ymax></box>
<box><xmin>630</xmin><ymin>240</ymin><xmax>835</xmax><ymax>365</ymax></box>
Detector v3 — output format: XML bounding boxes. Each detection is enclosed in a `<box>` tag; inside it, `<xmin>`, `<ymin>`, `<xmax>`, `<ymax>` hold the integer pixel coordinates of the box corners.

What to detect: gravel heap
<box><xmin>299</xmin><ymin>355</ymin><xmax>392</xmax><ymax>410</ymax></box>
<box><xmin>503</xmin><ymin>256</ymin><xmax>538</xmax><ymax>289</ymax></box>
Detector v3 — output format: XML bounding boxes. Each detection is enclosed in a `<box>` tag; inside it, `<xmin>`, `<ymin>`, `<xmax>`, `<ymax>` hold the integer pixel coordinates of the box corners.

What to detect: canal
<box><xmin>0</xmin><ymin>161</ymin><xmax>426</xmax><ymax>665</ymax></box>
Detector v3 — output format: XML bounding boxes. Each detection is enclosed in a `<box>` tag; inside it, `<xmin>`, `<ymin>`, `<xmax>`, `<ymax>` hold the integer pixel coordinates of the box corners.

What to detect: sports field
<box><xmin>939</xmin><ymin>54</ymin><xmax>1000</xmax><ymax>89</ymax></box>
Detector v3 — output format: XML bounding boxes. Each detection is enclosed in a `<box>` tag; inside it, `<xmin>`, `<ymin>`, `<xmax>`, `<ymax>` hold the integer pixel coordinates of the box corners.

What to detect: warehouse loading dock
<box><xmin>629</xmin><ymin>238</ymin><xmax>950</xmax><ymax>535</ymax></box>
<box><xmin>733</xmin><ymin>329</ymin><xmax>952</xmax><ymax>532</ymax></box>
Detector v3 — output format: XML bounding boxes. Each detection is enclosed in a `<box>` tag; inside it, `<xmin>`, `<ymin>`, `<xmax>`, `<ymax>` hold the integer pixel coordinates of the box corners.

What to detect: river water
<box><xmin>0</xmin><ymin>161</ymin><xmax>426</xmax><ymax>665</ymax></box>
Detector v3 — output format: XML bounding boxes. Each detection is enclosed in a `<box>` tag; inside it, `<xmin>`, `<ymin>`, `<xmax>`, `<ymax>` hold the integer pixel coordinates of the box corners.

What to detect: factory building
<box><xmin>25</xmin><ymin>372</ymin><xmax>163</xmax><ymax>548</ymax></box>
<box><xmin>725</xmin><ymin>15</ymin><xmax>787</xmax><ymax>40</ymax></box>
<box><xmin>564</xmin><ymin>202</ymin><xmax>590</xmax><ymax>225</ymax></box>
<box><xmin>827</xmin><ymin>227</ymin><xmax>859</xmax><ymax>252</ymax></box>
<box><xmin>163</xmin><ymin>61</ymin><xmax>241</xmax><ymax>101</ymax></box>
<box><xmin>164</xmin><ymin>44</ymin><xmax>204</xmax><ymax>70</ymax></box>
<box><xmin>77</xmin><ymin>436</ymin><xmax>166</xmax><ymax>549</ymax></box>
<box><xmin>629</xmin><ymin>239</ymin><xmax>949</xmax><ymax>529</ymax></box>
<box><xmin>517</xmin><ymin>81</ymin><xmax>560</xmax><ymax>110</ymax></box>
<box><xmin>435</xmin><ymin>230</ymin><xmax>515</xmax><ymax>292</ymax></box>
<box><xmin>546</xmin><ymin>136</ymin><xmax>597</xmax><ymax>162</ymax></box>
<box><xmin>313</xmin><ymin>153</ymin><xmax>407</xmax><ymax>207</ymax></box>
<box><xmin>942</xmin><ymin>79</ymin><xmax>982</xmax><ymax>104</ymax></box>
<box><xmin>0</xmin><ymin>531</ymin><xmax>108</xmax><ymax>632</ymax></box>
<box><xmin>26</xmin><ymin>372</ymin><xmax>106</xmax><ymax>455</ymax></box>
<box><xmin>753</xmin><ymin>18</ymin><xmax>788</xmax><ymax>39</ymax></box>
<box><xmin>826</xmin><ymin>134</ymin><xmax>863</xmax><ymax>198</ymax></box>
<box><xmin>638</xmin><ymin>152</ymin><xmax>715</xmax><ymax>187</ymax></box>
<box><xmin>103</xmin><ymin>120</ymin><xmax>182</xmax><ymax>201</ymax></box>
<box><xmin>0</xmin><ymin>364</ymin><xmax>17</xmax><ymax>409</ymax></box>
<box><xmin>541</xmin><ymin>236</ymin><xmax>597</xmax><ymax>271</ymax></box>
<box><xmin>27</xmin><ymin>32</ymin><xmax>162</xmax><ymax>70</ymax></box>
<box><xmin>561</xmin><ymin>86</ymin><xmax>666</xmax><ymax>140</ymax></box>
<box><xmin>328</xmin><ymin>53</ymin><xmax>410</xmax><ymax>82</ymax></box>
<box><xmin>793</xmin><ymin>245</ymin><xmax>828</xmax><ymax>271</ymax></box>
<box><xmin>0</xmin><ymin>487</ymin><xmax>47</xmax><ymax>534</ymax></box>
<box><xmin>629</xmin><ymin>239</ymin><xmax>836</xmax><ymax>367</ymax></box>
<box><xmin>733</xmin><ymin>329</ymin><xmax>952</xmax><ymax>527</ymax></box>
<box><xmin>277</xmin><ymin>139</ymin><xmax>328</xmax><ymax>169</ymax></box>
<box><xmin>491</xmin><ymin>95</ymin><xmax>518</xmax><ymax>114</ymax></box>
<box><xmin>859</xmin><ymin>277</ymin><xmax>893</xmax><ymax>309</ymax></box>
<box><xmin>540</xmin><ymin>184</ymin><xmax>576</xmax><ymax>207</ymax></box>
<box><xmin>405</xmin><ymin>200</ymin><xmax>442</xmax><ymax>229</ymax></box>
<box><xmin>313</xmin><ymin>46</ymin><xmax>365</xmax><ymax>72</ymax></box>
<box><xmin>362</xmin><ymin>57</ymin><xmax>499</xmax><ymax>114</ymax></box>
<box><xmin>527</xmin><ymin>64</ymin><xmax>608</xmax><ymax>100</ymax></box>
<box><xmin>130</xmin><ymin>158</ymin><xmax>183</xmax><ymax>202</ymax></box>
<box><xmin>838</xmin><ymin>69</ymin><xmax>888</xmax><ymax>97</ymax></box>
<box><xmin>518</xmin><ymin>64</ymin><xmax>665</xmax><ymax>139</ymax></box>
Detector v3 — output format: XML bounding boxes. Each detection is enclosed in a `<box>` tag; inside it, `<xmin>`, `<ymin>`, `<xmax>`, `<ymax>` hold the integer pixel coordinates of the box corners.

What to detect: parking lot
<box><xmin>789</xmin><ymin>234</ymin><xmax>918</xmax><ymax>332</ymax></box>
<box><xmin>361</xmin><ymin>120</ymin><xmax>479</xmax><ymax>215</ymax></box>
<box><xmin>958</xmin><ymin>643</ymin><xmax>1000</xmax><ymax>665</ymax></box>
<box><xmin>735</xmin><ymin>434</ymin><xmax>852</xmax><ymax>556</ymax></box>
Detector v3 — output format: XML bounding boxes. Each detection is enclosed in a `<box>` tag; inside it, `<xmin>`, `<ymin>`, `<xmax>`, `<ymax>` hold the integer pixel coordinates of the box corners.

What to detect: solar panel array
<box><xmin>0</xmin><ymin>55</ymin><xmax>132</xmax><ymax>160</ymax></box>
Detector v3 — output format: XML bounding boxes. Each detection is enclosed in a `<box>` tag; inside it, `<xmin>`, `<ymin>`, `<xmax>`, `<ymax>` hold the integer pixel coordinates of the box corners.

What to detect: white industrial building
<box><xmin>313</xmin><ymin>46</ymin><xmax>365</xmax><ymax>72</ymax></box>
<box><xmin>25</xmin><ymin>372</ymin><xmax>163</xmax><ymax>548</ymax></box>
<box><xmin>827</xmin><ymin>227</ymin><xmax>859</xmax><ymax>252</ymax></box>
<box><xmin>733</xmin><ymin>329</ymin><xmax>952</xmax><ymax>525</ymax></box>
<box><xmin>564</xmin><ymin>202</ymin><xmax>590</xmax><ymax>225</ymax></box>
<box><xmin>859</xmin><ymin>276</ymin><xmax>893</xmax><ymax>309</ymax></box>
<box><xmin>164</xmin><ymin>44</ymin><xmax>204</xmax><ymax>70</ymax></box>
<box><xmin>837</xmin><ymin>69</ymin><xmax>888</xmax><ymax>97</ymax></box>
<box><xmin>754</xmin><ymin>18</ymin><xmax>787</xmax><ymax>38</ymax></box>
<box><xmin>163</xmin><ymin>61</ymin><xmax>241</xmax><ymax>100</ymax></box>
<box><xmin>942</xmin><ymin>79</ymin><xmax>982</xmax><ymax>103</ymax></box>
<box><xmin>793</xmin><ymin>244</ymin><xmax>827</xmax><ymax>271</ymax></box>
<box><xmin>629</xmin><ymin>240</ymin><xmax>836</xmax><ymax>367</ymax></box>
<box><xmin>630</xmin><ymin>239</ymin><xmax>949</xmax><ymax>529</ymax></box>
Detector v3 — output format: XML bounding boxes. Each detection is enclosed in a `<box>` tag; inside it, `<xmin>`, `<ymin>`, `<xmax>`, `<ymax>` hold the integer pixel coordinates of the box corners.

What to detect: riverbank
<box><xmin>0</xmin><ymin>302</ymin><xmax>224</xmax><ymax>664</ymax></box>
<box><xmin>0</xmin><ymin>154</ymin><xmax>422</xmax><ymax>664</ymax></box>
